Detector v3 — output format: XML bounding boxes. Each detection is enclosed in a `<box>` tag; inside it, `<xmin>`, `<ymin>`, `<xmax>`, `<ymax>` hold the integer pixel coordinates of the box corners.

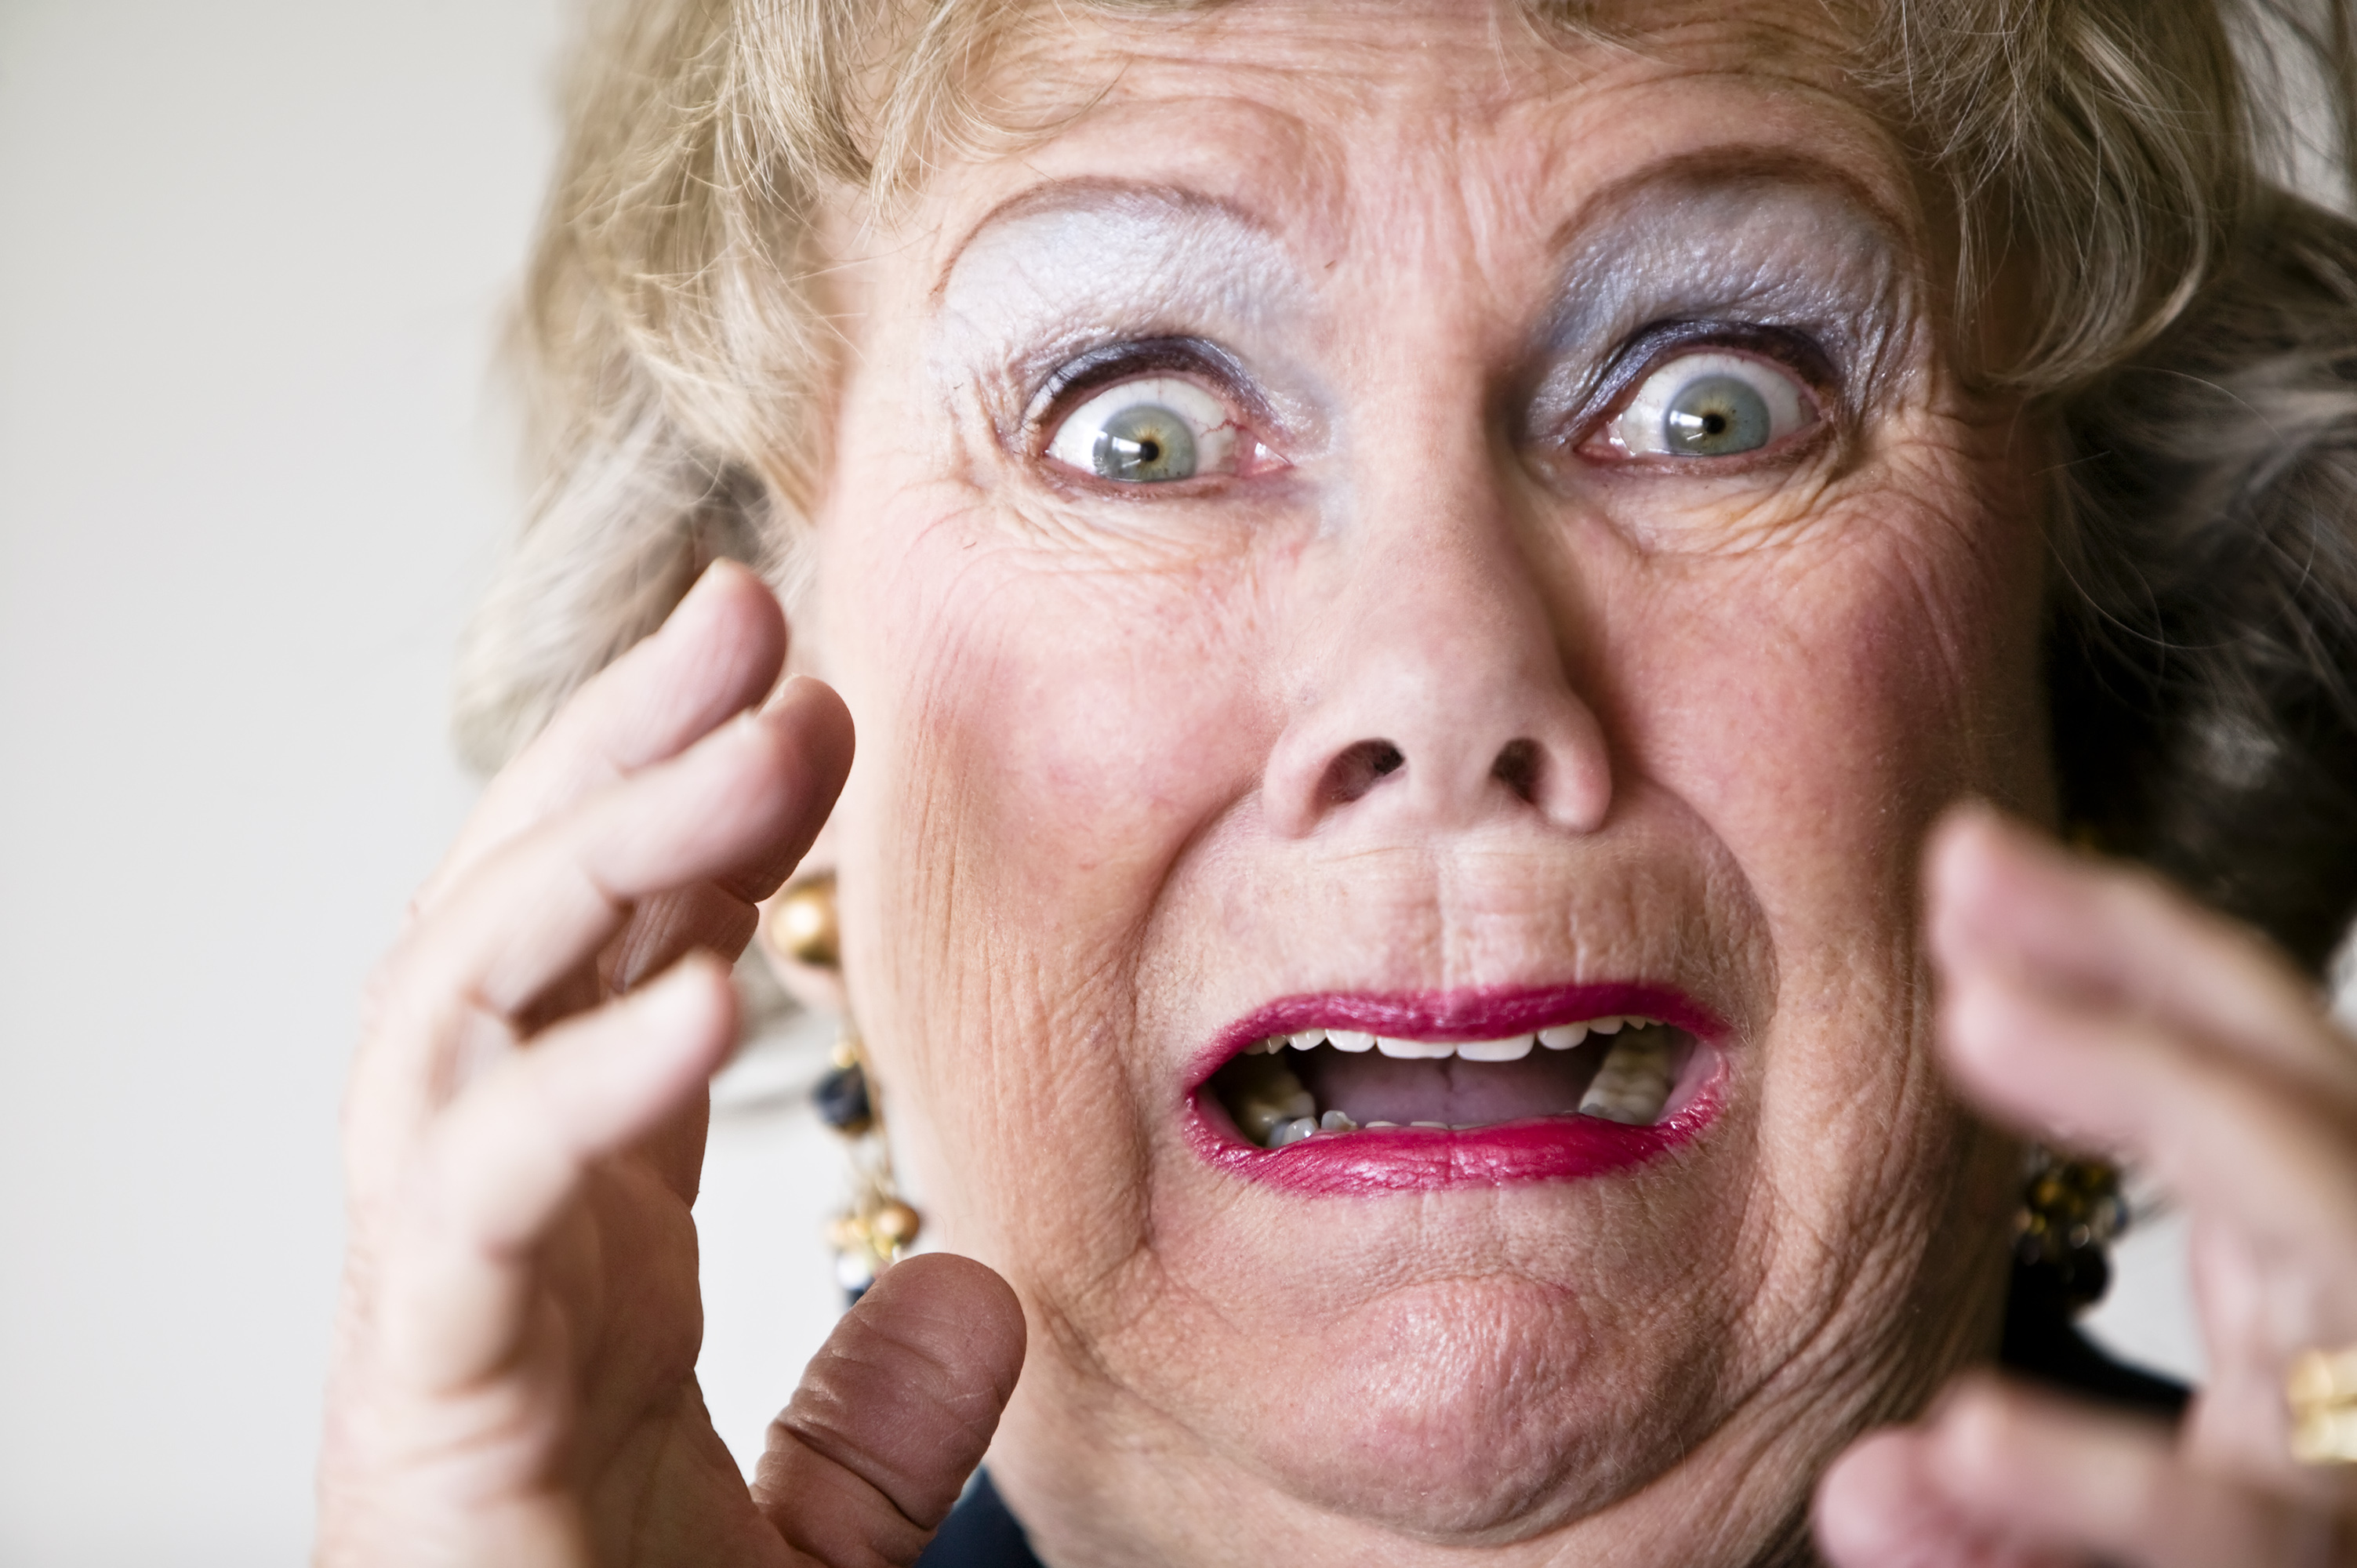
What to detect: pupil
<box><xmin>1138</xmin><ymin>439</ymin><xmax>1160</xmax><ymax>463</ymax></box>
<box><xmin>1702</xmin><ymin>413</ymin><xmax>1727</xmax><ymax>435</ymax></box>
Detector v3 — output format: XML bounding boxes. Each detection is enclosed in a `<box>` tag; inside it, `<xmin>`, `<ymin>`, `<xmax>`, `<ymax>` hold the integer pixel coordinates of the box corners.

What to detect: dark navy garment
<box><xmin>916</xmin><ymin>1469</ymin><xmax>1044</xmax><ymax>1568</ymax></box>
<box><xmin>914</xmin><ymin>1272</ymin><xmax>2189</xmax><ymax>1566</ymax></box>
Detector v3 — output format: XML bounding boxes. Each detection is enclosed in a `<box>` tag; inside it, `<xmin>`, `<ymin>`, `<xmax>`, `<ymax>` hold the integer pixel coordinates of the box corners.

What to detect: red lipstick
<box><xmin>1185</xmin><ymin>983</ymin><xmax>1727</xmax><ymax>1195</ymax></box>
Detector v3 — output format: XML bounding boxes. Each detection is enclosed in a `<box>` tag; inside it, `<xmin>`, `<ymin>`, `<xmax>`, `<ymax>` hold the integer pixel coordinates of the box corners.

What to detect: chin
<box><xmin>1201</xmin><ymin>1271</ymin><xmax>1731</xmax><ymax>1541</ymax></box>
<box><xmin>1151</xmin><ymin>983</ymin><xmax>1745</xmax><ymax>1533</ymax></box>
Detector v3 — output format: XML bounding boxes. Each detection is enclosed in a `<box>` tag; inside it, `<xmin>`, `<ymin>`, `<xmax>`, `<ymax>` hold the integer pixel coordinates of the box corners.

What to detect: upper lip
<box><xmin>1185</xmin><ymin>982</ymin><xmax>1729</xmax><ymax>1095</ymax></box>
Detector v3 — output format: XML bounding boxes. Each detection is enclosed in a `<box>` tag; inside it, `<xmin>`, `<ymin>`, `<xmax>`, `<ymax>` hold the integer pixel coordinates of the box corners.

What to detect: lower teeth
<box><xmin>1268</xmin><ymin>1116</ymin><xmax>1319</xmax><ymax>1148</ymax></box>
<box><xmin>1577</xmin><ymin>1033</ymin><xmax>1676</xmax><ymax>1125</ymax></box>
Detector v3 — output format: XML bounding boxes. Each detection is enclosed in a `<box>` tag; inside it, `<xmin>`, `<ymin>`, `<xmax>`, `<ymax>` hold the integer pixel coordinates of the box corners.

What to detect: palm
<box><xmin>537</xmin><ymin>1131</ymin><xmax>790</xmax><ymax>1566</ymax></box>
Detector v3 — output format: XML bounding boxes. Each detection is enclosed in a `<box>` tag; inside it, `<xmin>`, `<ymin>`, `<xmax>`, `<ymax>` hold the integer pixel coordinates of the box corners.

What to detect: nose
<box><xmin>1260</xmin><ymin>476</ymin><xmax>1613</xmax><ymax>841</ymax></box>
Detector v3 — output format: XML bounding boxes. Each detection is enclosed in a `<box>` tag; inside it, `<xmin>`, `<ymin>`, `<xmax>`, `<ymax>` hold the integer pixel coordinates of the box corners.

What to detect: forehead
<box><xmin>906</xmin><ymin>0</ymin><xmax>1919</xmax><ymax>284</ymax></box>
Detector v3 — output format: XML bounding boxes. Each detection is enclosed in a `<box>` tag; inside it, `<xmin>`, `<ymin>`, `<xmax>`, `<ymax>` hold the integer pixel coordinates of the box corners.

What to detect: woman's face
<box><xmin>808</xmin><ymin>2</ymin><xmax>2049</xmax><ymax>1559</ymax></box>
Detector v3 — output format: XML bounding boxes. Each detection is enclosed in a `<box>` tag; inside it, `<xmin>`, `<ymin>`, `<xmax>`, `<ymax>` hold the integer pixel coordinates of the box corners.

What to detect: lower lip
<box><xmin>1183</xmin><ymin>984</ymin><xmax>1727</xmax><ymax>1196</ymax></box>
<box><xmin>1186</xmin><ymin>1087</ymin><xmax>1720</xmax><ymax>1194</ymax></box>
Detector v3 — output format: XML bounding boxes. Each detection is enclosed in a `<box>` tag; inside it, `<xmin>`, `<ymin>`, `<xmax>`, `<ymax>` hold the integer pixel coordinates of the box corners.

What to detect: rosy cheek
<box><xmin>826</xmin><ymin>499</ymin><xmax>1277</xmax><ymax>1061</ymax></box>
<box><xmin>1617</xmin><ymin>492</ymin><xmax>2046</xmax><ymax>924</ymax></box>
<box><xmin>887</xmin><ymin>555</ymin><xmax>1254</xmax><ymax>864</ymax></box>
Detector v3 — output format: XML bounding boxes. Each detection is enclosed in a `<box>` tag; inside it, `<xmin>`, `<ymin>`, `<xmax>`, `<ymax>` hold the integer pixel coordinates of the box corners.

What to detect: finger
<box><xmin>605</xmin><ymin>881</ymin><xmax>762</xmax><ymax>994</ymax></box>
<box><xmin>604</xmin><ymin>882</ymin><xmax>755</xmax><ymax>1206</ymax></box>
<box><xmin>754</xmin><ymin>1254</ymin><xmax>1027</xmax><ymax>1568</ymax></box>
<box><xmin>1941</xmin><ymin>917</ymin><xmax>2357</xmax><ymax>1497</ymax></box>
<box><xmin>380</xmin><ymin>675</ymin><xmax>848</xmax><ymax>1057</ymax></box>
<box><xmin>1928</xmin><ymin>805</ymin><xmax>2356</xmax><ymax>1105</ymax></box>
<box><xmin>378</xmin><ymin>953</ymin><xmax>736</xmax><ymax>1392</ymax></box>
<box><xmin>416</xmin><ymin>560</ymin><xmax>789</xmax><ymax>917</ymax></box>
<box><xmin>1890</xmin><ymin>1375</ymin><xmax>2338</xmax><ymax>1566</ymax></box>
<box><xmin>1817</xmin><ymin>1426</ymin><xmax>2074</xmax><ymax>1568</ymax></box>
<box><xmin>347</xmin><ymin>679</ymin><xmax>848</xmax><ymax>1203</ymax></box>
<box><xmin>2183</xmin><ymin>1218</ymin><xmax>2357</xmax><ymax>1502</ymax></box>
<box><xmin>1938</xmin><ymin>956</ymin><xmax>2357</xmax><ymax>1254</ymax></box>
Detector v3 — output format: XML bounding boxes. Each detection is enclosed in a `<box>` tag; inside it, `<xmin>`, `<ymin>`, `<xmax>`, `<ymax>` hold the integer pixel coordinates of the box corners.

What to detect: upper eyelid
<box><xmin>1019</xmin><ymin>326</ymin><xmax>1836</xmax><ymax>462</ymax></box>
<box><xmin>1024</xmin><ymin>338</ymin><xmax>1260</xmax><ymax>434</ymax></box>
<box><xmin>1548</xmin><ymin>323</ymin><xmax>1838</xmax><ymax>440</ymax></box>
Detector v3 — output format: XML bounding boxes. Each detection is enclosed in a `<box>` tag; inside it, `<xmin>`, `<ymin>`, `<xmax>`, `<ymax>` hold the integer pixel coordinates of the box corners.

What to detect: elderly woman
<box><xmin>318</xmin><ymin>1</ymin><xmax>2357</xmax><ymax>1563</ymax></box>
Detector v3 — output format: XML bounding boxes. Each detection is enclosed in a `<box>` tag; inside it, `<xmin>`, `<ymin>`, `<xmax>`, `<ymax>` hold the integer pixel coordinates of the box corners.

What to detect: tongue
<box><xmin>1296</xmin><ymin>1050</ymin><xmax>1603</xmax><ymax>1128</ymax></box>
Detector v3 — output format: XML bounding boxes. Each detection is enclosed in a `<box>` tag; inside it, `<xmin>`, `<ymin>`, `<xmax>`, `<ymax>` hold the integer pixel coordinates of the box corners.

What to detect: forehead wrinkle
<box><xmin>918</xmin><ymin>0</ymin><xmax>1902</xmax><ymax>299</ymax></box>
<box><xmin>994</xmin><ymin>14</ymin><xmax>1902</xmax><ymax>300</ymax></box>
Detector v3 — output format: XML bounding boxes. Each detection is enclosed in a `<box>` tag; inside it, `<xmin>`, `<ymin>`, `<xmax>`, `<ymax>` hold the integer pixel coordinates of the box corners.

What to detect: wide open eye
<box><xmin>1603</xmin><ymin>351</ymin><xmax>1815</xmax><ymax>460</ymax></box>
<box><xmin>1044</xmin><ymin>376</ymin><xmax>1240</xmax><ymax>483</ymax></box>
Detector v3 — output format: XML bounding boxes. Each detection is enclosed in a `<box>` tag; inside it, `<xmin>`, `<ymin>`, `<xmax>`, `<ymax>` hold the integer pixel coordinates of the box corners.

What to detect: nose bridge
<box><xmin>1262</xmin><ymin>412</ymin><xmax>1613</xmax><ymax>839</ymax></box>
<box><xmin>1351</xmin><ymin>510</ymin><xmax>1549</xmax><ymax>799</ymax></box>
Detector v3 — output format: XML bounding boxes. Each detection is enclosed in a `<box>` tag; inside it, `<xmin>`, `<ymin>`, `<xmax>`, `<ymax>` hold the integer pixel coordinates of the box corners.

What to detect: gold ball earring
<box><xmin>769</xmin><ymin>874</ymin><xmax>840</xmax><ymax>970</ymax></box>
<box><xmin>766</xmin><ymin>873</ymin><xmax>921</xmax><ymax>1304</ymax></box>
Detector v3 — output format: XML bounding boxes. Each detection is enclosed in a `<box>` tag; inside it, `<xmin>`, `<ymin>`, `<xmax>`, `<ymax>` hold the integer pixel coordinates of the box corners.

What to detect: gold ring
<box><xmin>2286</xmin><ymin>1347</ymin><xmax>2357</xmax><ymax>1464</ymax></box>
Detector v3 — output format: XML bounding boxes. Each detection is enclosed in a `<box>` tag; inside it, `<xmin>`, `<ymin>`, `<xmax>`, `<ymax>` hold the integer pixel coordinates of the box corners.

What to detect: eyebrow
<box><xmin>929</xmin><ymin>147</ymin><xmax>1921</xmax><ymax>413</ymax></box>
<box><xmin>934</xmin><ymin>177</ymin><xmax>1276</xmax><ymax>297</ymax></box>
<box><xmin>1552</xmin><ymin>147</ymin><xmax>1918</xmax><ymax>264</ymax></box>
<box><xmin>1534</xmin><ymin>153</ymin><xmax>1921</xmax><ymax>391</ymax></box>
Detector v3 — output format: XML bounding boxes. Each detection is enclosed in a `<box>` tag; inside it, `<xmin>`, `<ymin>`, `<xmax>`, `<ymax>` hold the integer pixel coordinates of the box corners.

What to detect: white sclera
<box><xmin>1046</xmin><ymin>376</ymin><xmax>1238</xmax><ymax>480</ymax></box>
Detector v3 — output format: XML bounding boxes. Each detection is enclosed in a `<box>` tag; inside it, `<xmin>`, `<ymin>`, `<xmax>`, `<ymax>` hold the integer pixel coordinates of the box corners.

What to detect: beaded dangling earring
<box><xmin>765</xmin><ymin>873</ymin><xmax>923</xmax><ymax>1306</ymax></box>
<box><xmin>2009</xmin><ymin>828</ymin><xmax>2134</xmax><ymax>1317</ymax></box>
<box><xmin>2014</xmin><ymin>1146</ymin><xmax>2130</xmax><ymax>1313</ymax></box>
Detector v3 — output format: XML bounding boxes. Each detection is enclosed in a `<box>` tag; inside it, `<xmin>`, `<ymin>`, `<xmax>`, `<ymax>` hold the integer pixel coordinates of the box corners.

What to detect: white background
<box><xmin>0</xmin><ymin>2</ymin><xmax>2325</xmax><ymax>1562</ymax></box>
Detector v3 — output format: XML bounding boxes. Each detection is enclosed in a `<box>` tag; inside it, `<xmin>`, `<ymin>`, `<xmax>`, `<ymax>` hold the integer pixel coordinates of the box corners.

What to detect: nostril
<box><xmin>1320</xmin><ymin>739</ymin><xmax>1405</xmax><ymax>807</ymax></box>
<box><xmin>1491</xmin><ymin>738</ymin><xmax>1542</xmax><ymax>803</ymax></box>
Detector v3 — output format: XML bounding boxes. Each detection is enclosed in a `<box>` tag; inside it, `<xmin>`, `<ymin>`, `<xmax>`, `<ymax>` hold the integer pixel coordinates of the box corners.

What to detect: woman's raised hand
<box><xmin>1817</xmin><ymin>807</ymin><xmax>2357</xmax><ymax>1567</ymax></box>
<box><xmin>317</xmin><ymin>562</ymin><xmax>1026</xmax><ymax>1568</ymax></box>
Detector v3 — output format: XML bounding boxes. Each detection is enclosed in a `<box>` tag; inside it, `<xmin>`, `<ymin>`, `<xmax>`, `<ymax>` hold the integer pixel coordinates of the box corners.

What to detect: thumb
<box><xmin>754</xmin><ymin>1252</ymin><xmax>1027</xmax><ymax>1567</ymax></box>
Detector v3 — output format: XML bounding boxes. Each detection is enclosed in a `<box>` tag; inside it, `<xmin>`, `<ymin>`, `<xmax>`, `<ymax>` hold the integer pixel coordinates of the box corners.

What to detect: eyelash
<box><xmin>1027</xmin><ymin>339</ymin><xmax>1282</xmax><ymax>489</ymax></box>
<box><xmin>1567</xmin><ymin>324</ymin><xmax>1838</xmax><ymax>465</ymax></box>
<box><xmin>1021</xmin><ymin>322</ymin><xmax>1839</xmax><ymax>487</ymax></box>
<box><xmin>1030</xmin><ymin>340</ymin><xmax>1251</xmax><ymax>435</ymax></box>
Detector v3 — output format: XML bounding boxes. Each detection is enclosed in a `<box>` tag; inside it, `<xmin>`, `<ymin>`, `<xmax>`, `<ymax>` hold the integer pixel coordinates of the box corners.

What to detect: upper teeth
<box><xmin>1251</xmin><ymin>1017</ymin><xmax>1659</xmax><ymax>1060</ymax></box>
<box><xmin>1222</xmin><ymin>1018</ymin><xmax>1684</xmax><ymax>1148</ymax></box>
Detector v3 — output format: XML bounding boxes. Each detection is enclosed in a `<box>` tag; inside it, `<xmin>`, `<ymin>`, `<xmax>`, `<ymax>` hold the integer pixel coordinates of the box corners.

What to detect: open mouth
<box><xmin>1186</xmin><ymin>988</ymin><xmax>1726</xmax><ymax>1192</ymax></box>
<box><xmin>1208</xmin><ymin>1015</ymin><xmax>1695</xmax><ymax>1146</ymax></box>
